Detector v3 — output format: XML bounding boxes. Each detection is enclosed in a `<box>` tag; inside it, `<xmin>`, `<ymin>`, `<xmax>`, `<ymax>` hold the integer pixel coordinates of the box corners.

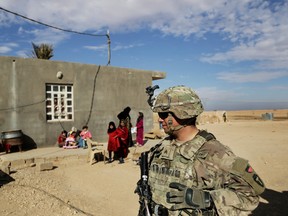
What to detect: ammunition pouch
<box><xmin>180</xmin><ymin>209</ymin><xmax>216</xmax><ymax>216</ymax></box>
<box><xmin>151</xmin><ymin>202</ymin><xmax>169</xmax><ymax>216</ymax></box>
<box><xmin>151</xmin><ymin>201</ymin><xmax>216</xmax><ymax>216</ymax></box>
<box><xmin>192</xmin><ymin>209</ymin><xmax>215</xmax><ymax>216</ymax></box>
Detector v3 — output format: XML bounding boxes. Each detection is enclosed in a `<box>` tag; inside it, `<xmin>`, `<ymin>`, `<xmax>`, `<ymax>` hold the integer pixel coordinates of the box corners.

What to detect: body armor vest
<box><xmin>148</xmin><ymin>130</ymin><xmax>217</xmax><ymax>210</ymax></box>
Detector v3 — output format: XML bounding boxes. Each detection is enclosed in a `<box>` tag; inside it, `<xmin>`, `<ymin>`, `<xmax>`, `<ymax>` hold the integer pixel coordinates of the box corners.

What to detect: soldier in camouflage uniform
<box><xmin>143</xmin><ymin>85</ymin><xmax>265</xmax><ymax>216</ymax></box>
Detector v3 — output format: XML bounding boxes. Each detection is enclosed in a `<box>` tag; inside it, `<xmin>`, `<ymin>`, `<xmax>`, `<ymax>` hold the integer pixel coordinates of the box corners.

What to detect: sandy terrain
<box><xmin>0</xmin><ymin>110</ymin><xmax>288</xmax><ymax>216</ymax></box>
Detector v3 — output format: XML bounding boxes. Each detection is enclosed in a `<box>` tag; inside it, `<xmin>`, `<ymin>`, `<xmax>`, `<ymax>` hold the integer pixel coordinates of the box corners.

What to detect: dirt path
<box><xmin>1</xmin><ymin>121</ymin><xmax>288</xmax><ymax>216</ymax></box>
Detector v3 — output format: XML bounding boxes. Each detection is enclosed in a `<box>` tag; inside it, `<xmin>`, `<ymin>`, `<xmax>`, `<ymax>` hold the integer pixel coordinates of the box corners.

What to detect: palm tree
<box><xmin>31</xmin><ymin>42</ymin><xmax>54</xmax><ymax>60</ymax></box>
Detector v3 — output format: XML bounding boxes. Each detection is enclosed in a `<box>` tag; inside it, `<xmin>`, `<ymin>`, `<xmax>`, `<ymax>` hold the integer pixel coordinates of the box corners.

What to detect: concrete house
<box><xmin>0</xmin><ymin>56</ymin><xmax>165</xmax><ymax>149</ymax></box>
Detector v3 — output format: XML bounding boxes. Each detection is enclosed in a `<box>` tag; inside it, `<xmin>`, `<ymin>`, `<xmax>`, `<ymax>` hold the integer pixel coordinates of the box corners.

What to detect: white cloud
<box><xmin>83</xmin><ymin>43</ymin><xmax>143</xmax><ymax>54</ymax></box>
<box><xmin>217</xmin><ymin>71</ymin><xmax>288</xmax><ymax>83</ymax></box>
<box><xmin>84</xmin><ymin>44</ymin><xmax>107</xmax><ymax>51</ymax></box>
<box><xmin>0</xmin><ymin>46</ymin><xmax>11</xmax><ymax>53</ymax></box>
<box><xmin>200</xmin><ymin>28</ymin><xmax>288</xmax><ymax>66</ymax></box>
<box><xmin>16</xmin><ymin>50</ymin><xmax>29</xmax><ymax>57</ymax></box>
<box><xmin>5</xmin><ymin>42</ymin><xmax>18</xmax><ymax>47</ymax></box>
<box><xmin>17</xmin><ymin>27</ymin><xmax>70</xmax><ymax>46</ymax></box>
<box><xmin>0</xmin><ymin>42</ymin><xmax>18</xmax><ymax>53</ymax></box>
<box><xmin>112</xmin><ymin>43</ymin><xmax>143</xmax><ymax>51</ymax></box>
<box><xmin>1</xmin><ymin>0</ymin><xmax>287</xmax><ymax>71</ymax></box>
<box><xmin>0</xmin><ymin>1</ymin><xmax>275</xmax><ymax>36</ymax></box>
<box><xmin>198</xmin><ymin>1</ymin><xmax>288</xmax><ymax>71</ymax></box>
<box><xmin>2</xmin><ymin>1</ymin><xmax>286</xmax><ymax>43</ymax></box>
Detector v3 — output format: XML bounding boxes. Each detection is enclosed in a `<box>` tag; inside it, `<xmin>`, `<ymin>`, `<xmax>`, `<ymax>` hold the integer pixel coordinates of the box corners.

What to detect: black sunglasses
<box><xmin>158</xmin><ymin>112</ymin><xmax>170</xmax><ymax>119</ymax></box>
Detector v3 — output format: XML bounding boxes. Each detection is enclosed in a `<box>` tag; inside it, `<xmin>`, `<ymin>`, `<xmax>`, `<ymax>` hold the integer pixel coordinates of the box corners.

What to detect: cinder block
<box><xmin>11</xmin><ymin>159</ymin><xmax>26</xmax><ymax>168</ymax></box>
<box><xmin>38</xmin><ymin>162</ymin><xmax>54</xmax><ymax>171</ymax></box>
<box><xmin>34</xmin><ymin>158</ymin><xmax>45</xmax><ymax>164</ymax></box>
<box><xmin>25</xmin><ymin>158</ymin><xmax>35</xmax><ymax>165</ymax></box>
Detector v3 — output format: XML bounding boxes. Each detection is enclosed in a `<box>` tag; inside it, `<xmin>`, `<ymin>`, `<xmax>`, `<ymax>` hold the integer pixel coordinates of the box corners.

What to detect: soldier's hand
<box><xmin>166</xmin><ymin>182</ymin><xmax>212</xmax><ymax>210</ymax></box>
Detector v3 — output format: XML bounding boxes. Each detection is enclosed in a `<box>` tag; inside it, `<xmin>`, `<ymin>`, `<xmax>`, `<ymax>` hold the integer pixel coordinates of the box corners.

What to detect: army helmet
<box><xmin>152</xmin><ymin>85</ymin><xmax>204</xmax><ymax>119</ymax></box>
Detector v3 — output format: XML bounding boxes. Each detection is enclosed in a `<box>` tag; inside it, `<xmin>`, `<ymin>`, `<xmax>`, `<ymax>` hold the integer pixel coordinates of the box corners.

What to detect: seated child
<box><xmin>79</xmin><ymin>125</ymin><xmax>92</xmax><ymax>148</ymax></box>
<box><xmin>57</xmin><ymin>130</ymin><xmax>67</xmax><ymax>148</ymax></box>
<box><xmin>64</xmin><ymin>131</ymin><xmax>78</xmax><ymax>148</ymax></box>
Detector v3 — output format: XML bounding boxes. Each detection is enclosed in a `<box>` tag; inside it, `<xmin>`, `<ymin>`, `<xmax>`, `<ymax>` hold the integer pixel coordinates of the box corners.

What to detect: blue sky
<box><xmin>1</xmin><ymin>0</ymin><xmax>288</xmax><ymax>110</ymax></box>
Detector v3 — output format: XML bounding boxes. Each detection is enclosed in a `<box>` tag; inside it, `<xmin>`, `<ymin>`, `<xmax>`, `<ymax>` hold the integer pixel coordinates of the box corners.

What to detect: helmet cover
<box><xmin>152</xmin><ymin>85</ymin><xmax>204</xmax><ymax>119</ymax></box>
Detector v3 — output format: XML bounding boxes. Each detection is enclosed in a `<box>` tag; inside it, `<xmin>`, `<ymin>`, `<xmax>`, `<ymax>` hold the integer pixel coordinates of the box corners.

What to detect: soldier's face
<box><xmin>158</xmin><ymin>112</ymin><xmax>179</xmax><ymax>133</ymax></box>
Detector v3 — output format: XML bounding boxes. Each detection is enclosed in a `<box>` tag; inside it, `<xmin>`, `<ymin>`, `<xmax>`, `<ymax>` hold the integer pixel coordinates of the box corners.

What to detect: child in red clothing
<box><xmin>57</xmin><ymin>130</ymin><xmax>67</xmax><ymax>147</ymax></box>
<box><xmin>115</xmin><ymin>119</ymin><xmax>129</xmax><ymax>164</ymax></box>
<box><xmin>107</xmin><ymin>121</ymin><xmax>118</xmax><ymax>163</ymax></box>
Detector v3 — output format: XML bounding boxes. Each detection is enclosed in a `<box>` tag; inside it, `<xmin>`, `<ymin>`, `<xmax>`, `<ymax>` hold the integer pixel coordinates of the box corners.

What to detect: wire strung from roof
<box><xmin>0</xmin><ymin>6</ymin><xmax>111</xmax><ymax>65</ymax></box>
<box><xmin>0</xmin><ymin>99</ymin><xmax>46</xmax><ymax>112</ymax></box>
<box><xmin>0</xmin><ymin>6</ymin><xmax>110</xmax><ymax>126</ymax></box>
<box><xmin>0</xmin><ymin>6</ymin><xmax>106</xmax><ymax>37</ymax></box>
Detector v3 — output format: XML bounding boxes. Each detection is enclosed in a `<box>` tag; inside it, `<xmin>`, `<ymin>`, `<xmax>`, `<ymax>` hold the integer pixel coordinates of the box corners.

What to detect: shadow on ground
<box><xmin>22</xmin><ymin>134</ymin><xmax>37</xmax><ymax>151</ymax></box>
<box><xmin>252</xmin><ymin>188</ymin><xmax>288</xmax><ymax>216</ymax></box>
<box><xmin>0</xmin><ymin>170</ymin><xmax>15</xmax><ymax>188</ymax></box>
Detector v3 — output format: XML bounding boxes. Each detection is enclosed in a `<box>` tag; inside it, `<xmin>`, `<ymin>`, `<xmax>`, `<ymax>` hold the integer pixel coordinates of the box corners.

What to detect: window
<box><xmin>46</xmin><ymin>84</ymin><xmax>73</xmax><ymax>121</ymax></box>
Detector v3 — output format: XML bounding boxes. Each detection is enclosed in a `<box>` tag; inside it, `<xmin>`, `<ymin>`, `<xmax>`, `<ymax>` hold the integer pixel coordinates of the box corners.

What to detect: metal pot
<box><xmin>2</xmin><ymin>130</ymin><xmax>23</xmax><ymax>139</ymax></box>
<box><xmin>1</xmin><ymin>130</ymin><xmax>23</xmax><ymax>153</ymax></box>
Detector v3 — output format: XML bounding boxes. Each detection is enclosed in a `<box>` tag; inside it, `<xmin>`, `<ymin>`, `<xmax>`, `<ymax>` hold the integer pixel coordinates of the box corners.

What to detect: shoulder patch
<box><xmin>231</xmin><ymin>157</ymin><xmax>265</xmax><ymax>195</ymax></box>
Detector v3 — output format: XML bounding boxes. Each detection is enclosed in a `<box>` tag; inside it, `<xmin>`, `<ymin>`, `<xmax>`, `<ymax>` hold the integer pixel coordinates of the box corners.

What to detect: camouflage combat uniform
<box><xmin>140</xmin><ymin>85</ymin><xmax>265</xmax><ymax>216</ymax></box>
<box><xmin>148</xmin><ymin>131</ymin><xmax>264</xmax><ymax>216</ymax></box>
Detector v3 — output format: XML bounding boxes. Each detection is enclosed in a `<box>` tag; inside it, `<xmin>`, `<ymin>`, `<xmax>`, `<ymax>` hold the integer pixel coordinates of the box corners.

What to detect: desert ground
<box><xmin>0</xmin><ymin>109</ymin><xmax>288</xmax><ymax>216</ymax></box>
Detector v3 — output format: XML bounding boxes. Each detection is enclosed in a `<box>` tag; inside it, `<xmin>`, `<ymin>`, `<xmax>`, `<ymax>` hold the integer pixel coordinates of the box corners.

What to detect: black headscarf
<box><xmin>107</xmin><ymin>121</ymin><xmax>116</xmax><ymax>133</ymax></box>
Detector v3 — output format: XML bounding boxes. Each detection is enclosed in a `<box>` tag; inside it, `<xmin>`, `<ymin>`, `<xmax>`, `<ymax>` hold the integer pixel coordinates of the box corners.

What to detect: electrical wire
<box><xmin>0</xmin><ymin>99</ymin><xmax>46</xmax><ymax>112</ymax></box>
<box><xmin>0</xmin><ymin>6</ymin><xmax>106</xmax><ymax>37</ymax></box>
<box><xmin>106</xmin><ymin>30</ymin><xmax>111</xmax><ymax>66</ymax></box>
<box><xmin>0</xmin><ymin>6</ymin><xmax>111</xmax><ymax>65</ymax></box>
<box><xmin>0</xmin><ymin>6</ymin><xmax>111</xmax><ymax>128</ymax></box>
<box><xmin>85</xmin><ymin>65</ymin><xmax>101</xmax><ymax>126</ymax></box>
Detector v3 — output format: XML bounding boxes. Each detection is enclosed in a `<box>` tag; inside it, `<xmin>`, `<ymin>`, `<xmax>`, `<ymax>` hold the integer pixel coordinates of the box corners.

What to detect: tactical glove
<box><xmin>166</xmin><ymin>182</ymin><xmax>211</xmax><ymax>210</ymax></box>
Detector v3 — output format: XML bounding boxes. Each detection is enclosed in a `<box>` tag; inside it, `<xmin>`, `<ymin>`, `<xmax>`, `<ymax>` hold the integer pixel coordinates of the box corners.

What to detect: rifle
<box><xmin>135</xmin><ymin>151</ymin><xmax>152</xmax><ymax>216</ymax></box>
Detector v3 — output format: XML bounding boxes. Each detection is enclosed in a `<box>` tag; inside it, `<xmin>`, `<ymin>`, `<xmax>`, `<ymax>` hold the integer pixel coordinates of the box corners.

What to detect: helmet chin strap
<box><xmin>166</xmin><ymin>114</ymin><xmax>184</xmax><ymax>135</ymax></box>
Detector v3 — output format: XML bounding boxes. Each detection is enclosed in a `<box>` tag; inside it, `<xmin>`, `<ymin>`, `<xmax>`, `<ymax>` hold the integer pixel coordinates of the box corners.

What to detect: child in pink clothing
<box><xmin>79</xmin><ymin>125</ymin><xmax>92</xmax><ymax>148</ymax></box>
<box><xmin>64</xmin><ymin>131</ymin><xmax>78</xmax><ymax>148</ymax></box>
<box><xmin>136</xmin><ymin>112</ymin><xmax>144</xmax><ymax>146</ymax></box>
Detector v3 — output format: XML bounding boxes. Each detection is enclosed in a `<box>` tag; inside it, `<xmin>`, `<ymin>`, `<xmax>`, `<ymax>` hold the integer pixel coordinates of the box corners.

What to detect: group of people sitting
<box><xmin>56</xmin><ymin>107</ymin><xmax>144</xmax><ymax>164</ymax></box>
<box><xmin>56</xmin><ymin>119</ymin><xmax>131</xmax><ymax>163</ymax></box>
<box><xmin>57</xmin><ymin>125</ymin><xmax>92</xmax><ymax>149</ymax></box>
